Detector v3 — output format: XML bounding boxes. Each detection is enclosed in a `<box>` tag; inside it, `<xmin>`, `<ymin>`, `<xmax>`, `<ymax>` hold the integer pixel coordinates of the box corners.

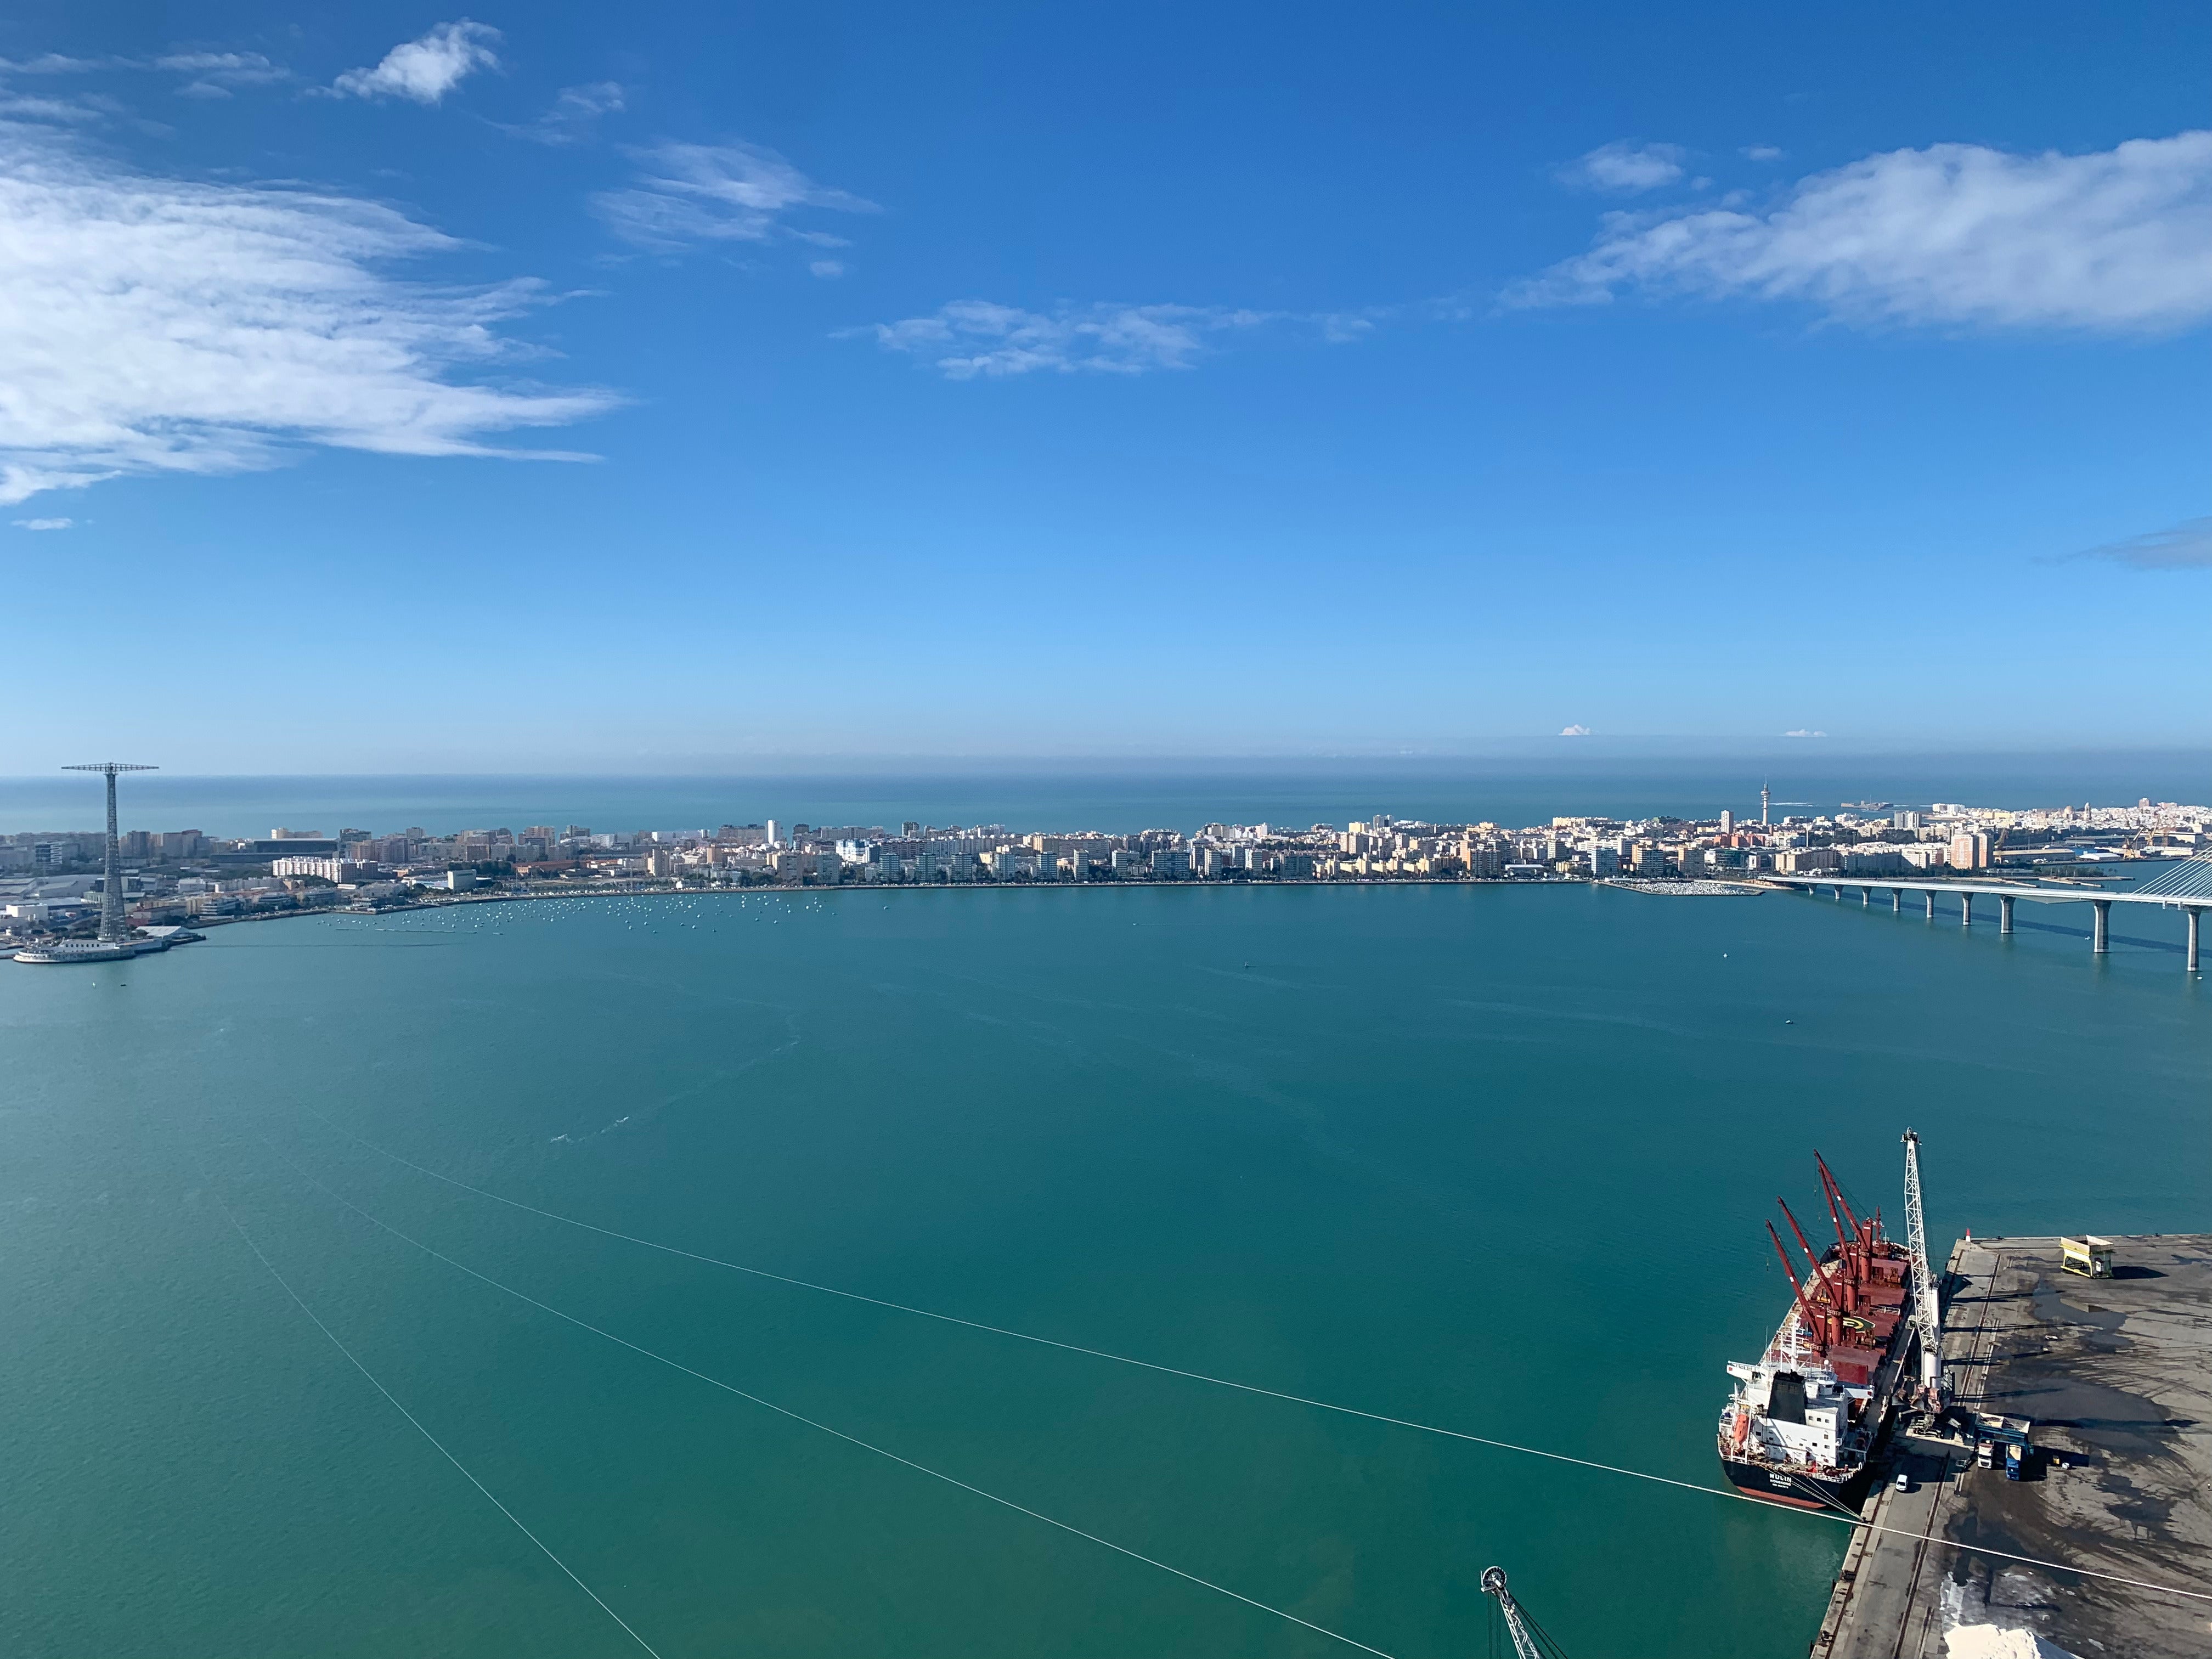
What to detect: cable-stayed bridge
<box><xmin>1769</xmin><ymin>856</ymin><xmax>2211</xmax><ymax>972</ymax></box>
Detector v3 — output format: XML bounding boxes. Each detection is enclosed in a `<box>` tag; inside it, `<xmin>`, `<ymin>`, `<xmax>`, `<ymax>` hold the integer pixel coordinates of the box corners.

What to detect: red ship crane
<box><xmin>1779</xmin><ymin>1198</ymin><xmax>1857</xmax><ymax>1313</ymax></box>
<box><xmin>1767</xmin><ymin>1221</ymin><xmax>1836</xmax><ymax>1350</ymax></box>
<box><xmin>1817</xmin><ymin>1152</ymin><xmax>1886</xmax><ymax>1276</ymax></box>
<box><xmin>1816</xmin><ymin>1156</ymin><xmax>1859</xmax><ymax>1273</ymax></box>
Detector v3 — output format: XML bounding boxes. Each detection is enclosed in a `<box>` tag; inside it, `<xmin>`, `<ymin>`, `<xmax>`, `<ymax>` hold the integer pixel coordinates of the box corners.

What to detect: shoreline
<box><xmin>162</xmin><ymin>870</ymin><xmax>1647</xmax><ymax>934</ymax></box>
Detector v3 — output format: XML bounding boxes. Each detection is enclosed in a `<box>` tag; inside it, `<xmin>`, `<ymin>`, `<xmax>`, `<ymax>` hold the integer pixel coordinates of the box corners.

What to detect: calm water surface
<box><xmin>3</xmin><ymin>882</ymin><xmax>2205</xmax><ymax>1656</ymax></box>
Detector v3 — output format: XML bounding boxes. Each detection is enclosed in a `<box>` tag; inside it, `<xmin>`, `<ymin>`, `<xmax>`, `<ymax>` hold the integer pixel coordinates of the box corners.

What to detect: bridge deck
<box><xmin>1770</xmin><ymin>875</ymin><xmax>2201</xmax><ymax>906</ymax></box>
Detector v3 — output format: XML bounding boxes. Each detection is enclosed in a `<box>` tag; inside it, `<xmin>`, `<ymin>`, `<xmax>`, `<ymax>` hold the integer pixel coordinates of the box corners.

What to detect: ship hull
<box><xmin>1720</xmin><ymin>1454</ymin><xmax>1875</xmax><ymax>1513</ymax></box>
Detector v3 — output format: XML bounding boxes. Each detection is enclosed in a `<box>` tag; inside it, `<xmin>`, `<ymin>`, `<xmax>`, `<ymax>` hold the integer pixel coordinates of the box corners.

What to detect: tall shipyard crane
<box><xmin>1901</xmin><ymin>1130</ymin><xmax>1944</xmax><ymax>1400</ymax></box>
<box><xmin>1480</xmin><ymin>1566</ymin><xmax>1566</xmax><ymax>1659</ymax></box>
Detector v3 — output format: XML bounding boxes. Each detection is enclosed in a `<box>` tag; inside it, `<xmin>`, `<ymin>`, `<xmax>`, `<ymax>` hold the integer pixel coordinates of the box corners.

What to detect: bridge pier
<box><xmin>2091</xmin><ymin>900</ymin><xmax>2111</xmax><ymax>954</ymax></box>
<box><xmin>1925</xmin><ymin>891</ymin><xmax>1936</xmax><ymax>919</ymax></box>
<box><xmin>1961</xmin><ymin>893</ymin><xmax>1973</xmax><ymax>927</ymax></box>
<box><xmin>2187</xmin><ymin>907</ymin><xmax>2201</xmax><ymax>974</ymax></box>
<box><xmin>1999</xmin><ymin>895</ymin><xmax>2015</xmax><ymax>935</ymax></box>
<box><xmin>1861</xmin><ymin>887</ymin><xmax>1870</xmax><ymax>906</ymax></box>
<box><xmin>1891</xmin><ymin>888</ymin><xmax>1902</xmax><ymax>912</ymax></box>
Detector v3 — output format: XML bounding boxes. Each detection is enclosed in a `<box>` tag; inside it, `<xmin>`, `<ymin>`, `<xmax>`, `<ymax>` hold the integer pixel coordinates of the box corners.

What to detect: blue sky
<box><xmin>4</xmin><ymin>3</ymin><xmax>2208</xmax><ymax>771</ymax></box>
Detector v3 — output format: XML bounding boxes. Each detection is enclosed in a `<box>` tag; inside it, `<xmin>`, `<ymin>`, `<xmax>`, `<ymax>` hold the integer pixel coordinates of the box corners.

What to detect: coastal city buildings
<box><xmin>2</xmin><ymin>795</ymin><xmax>2207</xmax><ymax>945</ymax></box>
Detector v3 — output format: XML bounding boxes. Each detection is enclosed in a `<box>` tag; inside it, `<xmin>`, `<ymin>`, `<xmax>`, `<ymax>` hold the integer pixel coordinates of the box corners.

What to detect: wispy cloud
<box><xmin>1510</xmin><ymin>131</ymin><xmax>2212</xmax><ymax>331</ymax></box>
<box><xmin>593</xmin><ymin>141</ymin><xmax>874</xmax><ymax>250</ymax></box>
<box><xmin>0</xmin><ymin>94</ymin><xmax>104</xmax><ymax>124</ymax></box>
<box><xmin>155</xmin><ymin>52</ymin><xmax>289</xmax><ymax>99</ymax></box>
<box><xmin>0</xmin><ymin>120</ymin><xmax>617</xmax><ymax>505</ymax></box>
<box><xmin>0</xmin><ymin>47</ymin><xmax>290</xmax><ymax>108</ymax></box>
<box><xmin>852</xmin><ymin>301</ymin><xmax>1271</xmax><ymax>377</ymax></box>
<box><xmin>13</xmin><ymin>516</ymin><xmax>72</xmax><ymax>530</ymax></box>
<box><xmin>850</xmin><ymin>300</ymin><xmax>1383</xmax><ymax>379</ymax></box>
<box><xmin>2073</xmin><ymin>516</ymin><xmax>2212</xmax><ymax>569</ymax></box>
<box><xmin>1559</xmin><ymin>723</ymin><xmax>1592</xmax><ymax>737</ymax></box>
<box><xmin>331</xmin><ymin>21</ymin><xmax>499</xmax><ymax>105</ymax></box>
<box><xmin>1784</xmin><ymin>729</ymin><xmax>1828</xmax><ymax>738</ymax></box>
<box><xmin>1560</xmin><ymin>141</ymin><xmax>1686</xmax><ymax>193</ymax></box>
<box><xmin>500</xmin><ymin>81</ymin><xmax>623</xmax><ymax>145</ymax></box>
<box><xmin>0</xmin><ymin>54</ymin><xmax>121</xmax><ymax>75</ymax></box>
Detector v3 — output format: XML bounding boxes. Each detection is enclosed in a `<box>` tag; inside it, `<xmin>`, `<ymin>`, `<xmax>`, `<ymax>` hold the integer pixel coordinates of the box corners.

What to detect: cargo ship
<box><xmin>1717</xmin><ymin>1153</ymin><xmax>1917</xmax><ymax>1511</ymax></box>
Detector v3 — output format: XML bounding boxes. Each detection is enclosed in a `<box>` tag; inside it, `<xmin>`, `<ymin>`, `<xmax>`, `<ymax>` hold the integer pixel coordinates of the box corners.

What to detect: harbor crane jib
<box><xmin>1479</xmin><ymin>1566</ymin><xmax>1548</xmax><ymax>1659</ymax></box>
<box><xmin>1901</xmin><ymin>1129</ymin><xmax>1944</xmax><ymax>1400</ymax></box>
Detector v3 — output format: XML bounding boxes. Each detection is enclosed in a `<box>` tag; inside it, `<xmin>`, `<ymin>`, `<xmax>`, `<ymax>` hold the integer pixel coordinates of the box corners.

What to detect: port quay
<box><xmin>8</xmin><ymin>768</ymin><xmax>2212</xmax><ymax>973</ymax></box>
<box><xmin>1812</xmin><ymin>1233</ymin><xmax>2210</xmax><ymax>1659</ymax></box>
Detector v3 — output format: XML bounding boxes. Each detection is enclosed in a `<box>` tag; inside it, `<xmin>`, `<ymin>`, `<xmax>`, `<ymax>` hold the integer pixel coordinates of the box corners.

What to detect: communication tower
<box><xmin>61</xmin><ymin>763</ymin><xmax>157</xmax><ymax>943</ymax></box>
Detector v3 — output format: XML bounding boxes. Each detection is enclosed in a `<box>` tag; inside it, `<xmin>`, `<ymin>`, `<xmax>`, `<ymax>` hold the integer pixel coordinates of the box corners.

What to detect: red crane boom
<box><xmin>1779</xmin><ymin>1198</ymin><xmax>1854</xmax><ymax>1312</ymax></box>
<box><xmin>1767</xmin><ymin>1221</ymin><xmax>1832</xmax><ymax>1350</ymax></box>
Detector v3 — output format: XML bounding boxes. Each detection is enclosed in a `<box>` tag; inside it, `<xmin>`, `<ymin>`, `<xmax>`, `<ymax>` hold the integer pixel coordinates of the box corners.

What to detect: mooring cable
<box><xmin>288</xmin><ymin>1110</ymin><xmax>2212</xmax><ymax>1607</ymax></box>
<box><xmin>200</xmin><ymin>1181</ymin><xmax>666</xmax><ymax>1657</ymax></box>
<box><xmin>261</xmin><ymin>1139</ymin><xmax>1403</xmax><ymax>1659</ymax></box>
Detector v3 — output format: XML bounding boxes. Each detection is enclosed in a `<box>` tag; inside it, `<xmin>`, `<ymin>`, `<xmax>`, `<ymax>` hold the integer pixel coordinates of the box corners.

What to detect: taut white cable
<box><xmin>267</xmin><ymin>1142</ymin><xmax>1404</xmax><ymax>1659</ymax></box>
<box><xmin>289</xmin><ymin>1111</ymin><xmax>2212</xmax><ymax>1607</ymax></box>
<box><xmin>206</xmin><ymin>1187</ymin><xmax>665</xmax><ymax>1656</ymax></box>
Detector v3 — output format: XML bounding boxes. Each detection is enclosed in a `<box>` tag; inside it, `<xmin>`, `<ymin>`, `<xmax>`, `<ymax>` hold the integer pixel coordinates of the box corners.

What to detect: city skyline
<box><xmin>4</xmin><ymin>3</ymin><xmax>2209</xmax><ymax>769</ymax></box>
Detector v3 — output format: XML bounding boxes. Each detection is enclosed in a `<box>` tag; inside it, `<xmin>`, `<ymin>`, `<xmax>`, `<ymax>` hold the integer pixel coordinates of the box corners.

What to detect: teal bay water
<box><xmin>3</xmin><ymin>882</ymin><xmax>2205</xmax><ymax>1657</ymax></box>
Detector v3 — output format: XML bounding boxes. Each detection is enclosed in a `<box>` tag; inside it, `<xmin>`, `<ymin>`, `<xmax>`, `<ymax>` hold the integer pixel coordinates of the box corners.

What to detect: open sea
<box><xmin>3</xmin><ymin>764</ymin><xmax>2207</xmax><ymax>1656</ymax></box>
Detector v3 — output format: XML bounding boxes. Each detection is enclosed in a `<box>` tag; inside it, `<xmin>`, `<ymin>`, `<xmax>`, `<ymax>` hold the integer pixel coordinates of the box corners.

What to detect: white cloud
<box><xmin>13</xmin><ymin>516</ymin><xmax>71</xmax><ymax>529</ymax></box>
<box><xmin>1742</xmin><ymin>145</ymin><xmax>1783</xmax><ymax>162</ymax></box>
<box><xmin>1784</xmin><ymin>729</ymin><xmax>1828</xmax><ymax>738</ymax></box>
<box><xmin>2074</xmin><ymin>516</ymin><xmax>2212</xmax><ymax>569</ymax></box>
<box><xmin>593</xmin><ymin>141</ymin><xmax>874</xmax><ymax>250</ymax></box>
<box><xmin>0</xmin><ymin>54</ymin><xmax>116</xmax><ymax>75</ymax></box>
<box><xmin>1511</xmin><ymin>131</ymin><xmax>2212</xmax><ymax>331</ymax></box>
<box><xmin>851</xmin><ymin>300</ymin><xmax>1285</xmax><ymax>377</ymax></box>
<box><xmin>1559</xmin><ymin>723</ymin><xmax>1592</xmax><ymax>737</ymax></box>
<box><xmin>0</xmin><ymin>95</ymin><xmax>103</xmax><ymax>124</ymax></box>
<box><xmin>155</xmin><ymin>52</ymin><xmax>288</xmax><ymax>98</ymax></box>
<box><xmin>502</xmin><ymin>81</ymin><xmax>623</xmax><ymax>145</ymax></box>
<box><xmin>331</xmin><ymin>21</ymin><xmax>499</xmax><ymax>105</ymax></box>
<box><xmin>0</xmin><ymin>48</ymin><xmax>290</xmax><ymax>105</ymax></box>
<box><xmin>809</xmin><ymin>259</ymin><xmax>845</xmax><ymax>279</ymax></box>
<box><xmin>1561</xmin><ymin>141</ymin><xmax>1686</xmax><ymax>193</ymax></box>
<box><xmin>0</xmin><ymin>120</ymin><xmax>617</xmax><ymax>505</ymax></box>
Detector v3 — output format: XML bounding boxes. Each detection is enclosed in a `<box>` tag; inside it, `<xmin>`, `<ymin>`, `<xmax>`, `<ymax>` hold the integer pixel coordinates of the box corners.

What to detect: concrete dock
<box><xmin>1811</xmin><ymin>1233</ymin><xmax>2210</xmax><ymax>1659</ymax></box>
